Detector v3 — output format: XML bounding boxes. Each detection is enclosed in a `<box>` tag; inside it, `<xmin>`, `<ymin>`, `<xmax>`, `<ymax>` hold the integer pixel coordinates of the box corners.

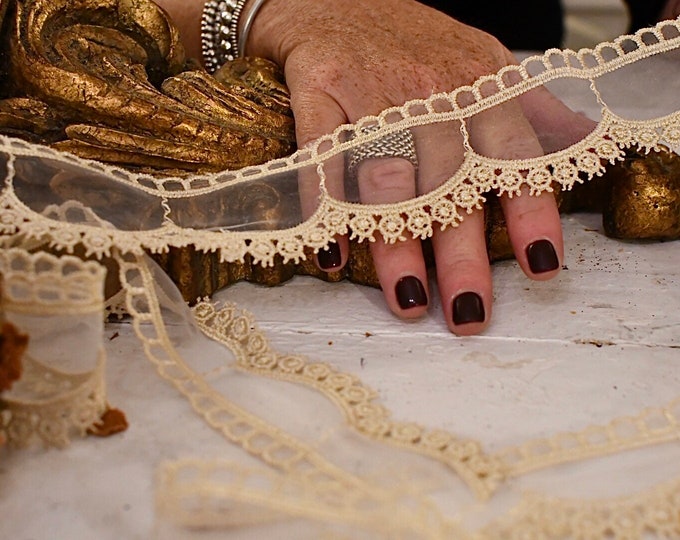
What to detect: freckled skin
<box><xmin>249</xmin><ymin>0</ymin><xmax>510</xmax><ymax>128</ymax></box>
<box><xmin>156</xmin><ymin>0</ymin><xmax>598</xmax><ymax>335</ymax></box>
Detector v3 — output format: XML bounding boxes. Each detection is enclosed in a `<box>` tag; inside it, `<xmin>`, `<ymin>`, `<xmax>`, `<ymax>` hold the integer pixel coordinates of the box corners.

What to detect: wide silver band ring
<box><xmin>346</xmin><ymin>127</ymin><xmax>419</xmax><ymax>181</ymax></box>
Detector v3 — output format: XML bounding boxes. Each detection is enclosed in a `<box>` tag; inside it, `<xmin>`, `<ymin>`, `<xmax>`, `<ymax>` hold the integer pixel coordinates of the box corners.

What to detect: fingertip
<box><xmin>315</xmin><ymin>237</ymin><xmax>349</xmax><ymax>272</ymax></box>
<box><xmin>392</xmin><ymin>275</ymin><xmax>429</xmax><ymax>319</ymax></box>
<box><xmin>524</xmin><ymin>238</ymin><xmax>562</xmax><ymax>281</ymax></box>
<box><xmin>368</xmin><ymin>237</ymin><xmax>430</xmax><ymax>320</ymax></box>
<box><xmin>447</xmin><ymin>290</ymin><xmax>490</xmax><ymax>336</ymax></box>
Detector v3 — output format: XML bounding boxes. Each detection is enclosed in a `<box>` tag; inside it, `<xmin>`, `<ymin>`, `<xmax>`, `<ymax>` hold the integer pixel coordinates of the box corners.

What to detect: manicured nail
<box><xmin>317</xmin><ymin>242</ymin><xmax>342</xmax><ymax>270</ymax></box>
<box><xmin>452</xmin><ymin>292</ymin><xmax>485</xmax><ymax>325</ymax></box>
<box><xmin>395</xmin><ymin>276</ymin><xmax>428</xmax><ymax>309</ymax></box>
<box><xmin>526</xmin><ymin>239</ymin><xmax>559</xmax><ymax>274</ymax></box>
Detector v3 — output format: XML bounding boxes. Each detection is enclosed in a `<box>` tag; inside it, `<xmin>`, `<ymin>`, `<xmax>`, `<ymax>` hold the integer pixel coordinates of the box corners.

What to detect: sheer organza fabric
<box><xmin>1</xmin><ymin>19</ymin><xmax>680</xmax><ymax>538</ymax></box>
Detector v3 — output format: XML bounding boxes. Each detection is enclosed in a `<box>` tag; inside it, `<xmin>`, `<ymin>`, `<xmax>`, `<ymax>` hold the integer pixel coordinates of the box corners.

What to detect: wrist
<box><xmin>243</xmin><ymin>0</ymin><xmax>287</xmax><ymax>62</ymax></box>
<box><xmin>245</xmin><ymin>0</ymin><xmax>321</xmax><ymax>64</ymax></box>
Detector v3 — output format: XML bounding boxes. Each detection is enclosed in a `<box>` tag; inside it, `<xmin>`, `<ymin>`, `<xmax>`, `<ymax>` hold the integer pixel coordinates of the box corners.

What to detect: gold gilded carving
<box><xmin>0</xmin><ymin>0</ymin><xmax>678</xmax><ymax>300</ymax></box>
<box><xmin>603</xmin><ymin>147</ymin><xmax>680</xmax><ymax>239</ymax></box>
<box><xmin>3</xmin><ymin>0</ymin><xmax>294</xmax><ymax>173</ymax></box>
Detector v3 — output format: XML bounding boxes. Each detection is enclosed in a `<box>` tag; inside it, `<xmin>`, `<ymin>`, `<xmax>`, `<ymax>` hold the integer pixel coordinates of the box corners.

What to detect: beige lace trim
<box><xmin>156</xmin><ymin>459</ymin><xmax>680</xmax><ymax>539</ymax></box>
<box><xmin>477</xmin><ymin>478</ymin><xmax>680</xmax><ymax>540</ymax></box>
<box><xmin>1</xmin><ymin>20</ymin><xmax>679</xmax><ymax>266</ymax></box>
<box><xmin>0</xmin><ymin>249</ymin><xmax>108</xmax><ymax>448</ymax></box>
<box><xmin>0</xmin><ymin>249</ymin><xmax>106</xmax><ymax>315</ymax></box>
<box><xmin>0</xmin><ymin>18</ymin><xmax>679</xmax><ymax>537</ymax></box>
<box><xmin>0</xmin><ymin>353</ymin><xmax>107</xmax><ymax>448</ymax></box>
<box><xmin>2</xmin><ymin>111</ymin><xmax>677</xmax><ymax>265</ymax></box>
<box><xmin>193</xmin><ymin>301</ymin><xmax>680</xmax><ymax>499</ymax></box>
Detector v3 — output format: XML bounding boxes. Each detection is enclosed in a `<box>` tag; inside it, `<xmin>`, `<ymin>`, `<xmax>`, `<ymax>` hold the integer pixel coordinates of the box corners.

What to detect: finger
<box><xmin>286</xmin><ymin>84</ymin><xmax>351</xmax><ymax>271</ymax></box>
<box><xmin>432</xmin><ymin>209</ymin><xmax>492</xmax><ymax>335</ymax></box>
<box><xmin>414</xmin><ymin>120</ymin><xmax>492</xmax><ymax>334</ymax></box>
<box><xmin>298</xmin><ymin>151</ymin><xmax>349</xmax><ymax>271</ymax></box>
<box><xmin>357</xmin><ymin>155</ymin><xmax>429</xmax><ymax>318</ymax></box>
<box><xmin>468</xmin><ymin>99</ymin><xmax>563</xmax><ymax>281</ymax></box>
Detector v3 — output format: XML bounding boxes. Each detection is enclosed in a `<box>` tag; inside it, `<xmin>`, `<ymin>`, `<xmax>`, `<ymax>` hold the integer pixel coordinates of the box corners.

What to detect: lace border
<box><xmin>2</xmin><ymin>108</ymin><xmax>679</xmax><ymax>267</ymax></box>
<box><xmin>0</xmin><ymin>18</ymin><xmax>678</xmax><ymax>266</ymax></box>
<box><xmin>0</xmin><ymin>352</ymin><xmax>107</xmax><ymax>448</ymax></box>
<box><xmin>156</xmin><ymin>458</ymin><xmax>680</xmax><ymax>539</ymax></box>
<box><xmin>0</xmin><ymin>249</ymin><xmax>105</xmax><ymax>315</ymax></box>
<box><xmin>193</xmin><ymin>300</ymin><xmax>680</xmax><ymax>501</ymax></box>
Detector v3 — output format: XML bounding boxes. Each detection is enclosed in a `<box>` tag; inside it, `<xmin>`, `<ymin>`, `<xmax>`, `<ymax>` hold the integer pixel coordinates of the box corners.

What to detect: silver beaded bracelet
<box><xmin>201</xmin><ymin>0</ymin><xmax>269</xmax><ymax>74</ymax></box>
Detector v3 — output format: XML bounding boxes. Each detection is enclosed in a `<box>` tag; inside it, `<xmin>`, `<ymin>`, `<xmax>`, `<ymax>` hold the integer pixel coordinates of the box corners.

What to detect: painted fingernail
<box><xmin>395</xmin><ymin>276</ymin><xmax>428</xmax><ymax>309</ymax></box>
<box><xmin>317</xmin><ymin>242</ymin><xmax>342</xmax><ymax>270</ymax></box>
<box><xmin>452</xmin><ymin>292</ymin><xmax>485</xmax><ymax>325</ymax></box>
<box><xmin>526</xmin><ymin>239</ymin><xmax>559</xmax><ymax>274</ymax></box>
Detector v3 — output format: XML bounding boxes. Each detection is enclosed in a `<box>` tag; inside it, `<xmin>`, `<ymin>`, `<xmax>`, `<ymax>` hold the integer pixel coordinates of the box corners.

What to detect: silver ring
<box><xmin>346</xmin><ymin>126</ymin><xmax>418</xmax><ymax>181</ymax></box>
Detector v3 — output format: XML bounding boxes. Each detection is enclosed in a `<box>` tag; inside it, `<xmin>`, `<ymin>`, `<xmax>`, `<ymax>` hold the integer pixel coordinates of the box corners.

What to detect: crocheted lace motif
<box><xmin>2</xmin><ymin>18</ymin><xmax>680</xmax><ymax>538</ymax></box>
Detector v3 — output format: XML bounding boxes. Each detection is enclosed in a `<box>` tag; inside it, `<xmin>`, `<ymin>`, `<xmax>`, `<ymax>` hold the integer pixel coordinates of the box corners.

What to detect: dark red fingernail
<box><xmin>317</xmin><ymin>242</ymin><xmax>342</xmax><ymax>270</ymax></box>
<box><xmin>452</xmin><ymin>292</ymin><xmax>485</xmax><ymax>325</ymax></box>
<box><xmin>526</xmin><ymin>239</ymin><xmax>559</xmax><ymax>274</ymax></box>
<box><xmin>395</xmin><ymin>276</ymin><xmax>428</xmax><ymax>309</ymax></box>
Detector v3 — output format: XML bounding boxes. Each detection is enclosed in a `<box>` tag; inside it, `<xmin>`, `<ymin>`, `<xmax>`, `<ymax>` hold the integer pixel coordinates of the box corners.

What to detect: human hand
<box><xmin>154</xmin><ymin>0</ymin><xmax>595</xmax><ymax>334</ymax></box>
<box><xmin>242</xmin><ymin>0</ymin><xmax>598</xmax><ymax>334</ymax></box>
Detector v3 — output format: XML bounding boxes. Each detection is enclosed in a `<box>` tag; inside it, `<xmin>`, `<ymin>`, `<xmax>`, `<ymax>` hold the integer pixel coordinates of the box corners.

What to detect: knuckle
<box><xmin>408</xmin><ymin>63</ymin><xmax>442</xmax><ymax>95</ymax></box>
<box><xmin>358</xmin><ymin>159</ymin><xmax>416</xmax><ymax>203</ymax></box>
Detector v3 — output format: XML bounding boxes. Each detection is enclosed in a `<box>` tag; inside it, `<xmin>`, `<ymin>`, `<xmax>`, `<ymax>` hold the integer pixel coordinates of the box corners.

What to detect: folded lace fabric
<box><xmin>0</xmin><ymin>16</ymin><xmax>679</xmax><ymax>539</ymax></box>
<box><xmin>0</xmin><ymin>249</ymin><xmax>108</xmax><ymax>448</ymax></box>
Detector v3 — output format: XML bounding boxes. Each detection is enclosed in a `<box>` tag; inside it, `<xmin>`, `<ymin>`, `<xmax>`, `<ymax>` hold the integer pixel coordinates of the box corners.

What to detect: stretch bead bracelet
<box><xmin>201</xmin><ymin>0</ymin><xmax>269</xmax><ymax>73</ymax></box>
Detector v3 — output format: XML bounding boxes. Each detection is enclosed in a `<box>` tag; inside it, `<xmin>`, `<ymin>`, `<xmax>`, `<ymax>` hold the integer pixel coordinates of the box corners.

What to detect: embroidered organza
<box><xmin>1</xmin><ymin>18</ymin><xmax>680</xmax><ymax>539</ymax></box>
<box><xmin>0</xmin><ymin>249</ymin><xmax>108</xmax><ymax>448</ymax></box>
<box><xmin>1</xmin><ymin>20</ymin><xmax>679</xmax><ymax>265</ymax></box>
